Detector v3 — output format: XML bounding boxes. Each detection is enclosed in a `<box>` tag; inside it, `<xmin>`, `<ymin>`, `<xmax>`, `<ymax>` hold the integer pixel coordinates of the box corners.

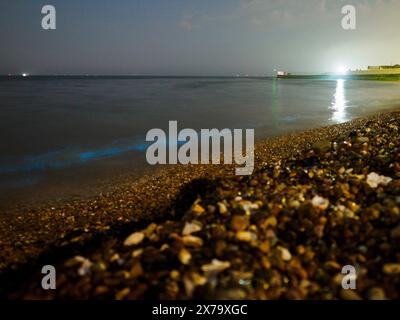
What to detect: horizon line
<box><xmin>0</xmin><ymin>74</ymin><xmax>275</xmax><ymax>78</ymax></box>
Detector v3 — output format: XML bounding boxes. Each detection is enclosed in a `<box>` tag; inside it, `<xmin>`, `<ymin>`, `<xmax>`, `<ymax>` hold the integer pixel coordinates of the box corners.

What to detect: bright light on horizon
<box><xmin>337</xmin><ymin>65</ymin><xmax>348</xmax><ymax>75</ymax></box>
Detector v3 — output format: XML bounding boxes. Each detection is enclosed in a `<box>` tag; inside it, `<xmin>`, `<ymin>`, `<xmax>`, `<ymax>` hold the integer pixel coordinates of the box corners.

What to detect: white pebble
<box><xmin>366</xmin><ymin>172</ymin><xmax>392</xmax><ymax>188</ymax></box>
<box><xmin>311</xmin><ymin>195</ymin><xmax>330</xmax><ymax>211</ymax></box>
<box><xmin>182</xmin><ymin>222</ymin><xmax>202</xmax><ymax>236</ymax></box>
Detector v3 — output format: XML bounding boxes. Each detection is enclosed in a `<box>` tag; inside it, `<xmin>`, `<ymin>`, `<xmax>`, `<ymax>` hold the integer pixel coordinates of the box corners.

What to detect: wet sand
<box><xmin>1</xmin><ymin>110</ymin><xmax>399</xmax><ymax>299</ymax></box>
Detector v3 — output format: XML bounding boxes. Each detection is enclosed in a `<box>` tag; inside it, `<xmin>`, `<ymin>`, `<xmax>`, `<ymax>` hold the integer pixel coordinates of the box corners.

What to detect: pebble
<box><xmin>312</xmin><ymin>140</ymin><xmax>331</xmax><ymax>153</ymax></box>
<box><xmin>236</xmin><ymin>231</ymin><xmax>253</xmax><ymax>242</ymax></box>
<box><xmin>231</xmin><ymin>215</ymin><xmax>249</xmax><ymax>231</ymax></box>
<box><xmin>115</xmin><ymin>288</ymin><xmax>131</xmax><ymax>300</ymax></box>
<box><xmin>181</xmin><ymin>235</ymin><xmax>203</xmax><ymax>247</ymax></box>
<box><xmin>170</xmin><ymin>270</ymin><xmax>180</xmax><ymax>280</ymax></box>
<box><xmin>191</xmin><ymin>203</ymin><xmax>205</xmax><ymax>215</ymax></box>
<box><xmin>324</xmin><ymin>261</ymin><xmax>341</xmax><ymax>271</ymax></box>
<box><xmin>340</xmin><ymin>289</ymin><xmax>362</xmax><ymax>300</ymax></box>
<box><xmin>263</xmin><ymin>216</ymin><xmax>277</xmax><ymax>228</ymax></box>
<box><xmin>239</xmin><ymin>200</ymin><xmax>259</xmax><ymax>213</ymax></box>
<box><xmin>178</xmin><ymin>248</ymin><xmax>192</xmax><ymax>265</ymax></box>
<box><xmin>130</xmin><ymin>262</ymin><xmax>143</xmax><ymax>278</ymax></box>
<box><xmin>367</xmin><ymin>287</ymin><xmax>386</xmax><ymax>300</ymax></box>
<box><xmin>183</xmin><ymin>272</ymin><xmax>207</xmax><ymax>296</ymax></box>
<box><xmin>277</xmin><ymin>246</ymin><xmax>292</xmax><ymax>261</ymax></box>
<box><xmin>123</xmin><ymin>232</ymin><xmax>145</xmax><ymax>246</ymax></box>
<box><xmin>132</xmin><ymin>248</ymin><xmax>143</xmax><ymax>257</ymax></box>
<box><xmin>201</xmin><ymin>259</ymin><xmax>231</xmax><ymax>274</ymax></box>
<box><xmin>182</xmin><ymin>222</ymin><xmax>202</xmax><ymax>236</ymax></box>
<box><xmin>383</xmin><ymin>263</ymin><xmax>400</xmax><ymax>275</ymax></box>
<box><xmin>311</xmin><ymin>195</ymin><xmax>330</xmax><ymax>211</ymax></box>
<box><xmin>75</xmin><ymin>256</ymin><xmax>93</xmax><ymax>276</ymax></box>
<box><xmin>217</xmin><ymin>202</ymin><xmax>228</xmax><ymax>215</ymax></box>
<box><xmin>110</xmin><ymin>253</ymin><xmax>120</xmax><ymax>262</ymax></box>
<box><xmin>356</xmin><ymin>136</ymin><xmax>369</xmax><ymax>143</ymax></box>
<box><xmin>366</xmin><ymin>172</ymin><xmax>392</xmax><ymax>188</ymax></box>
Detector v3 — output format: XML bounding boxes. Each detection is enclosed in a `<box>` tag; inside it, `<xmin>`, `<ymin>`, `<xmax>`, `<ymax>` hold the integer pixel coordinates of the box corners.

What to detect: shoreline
<box><xmin>277</xmin><ymin>74</ymin><xmax>400</xmax><ymax>81</ymax></box>
<box><xmin>1</xmin><ymin>109</ymin><xmax>400</xmax><ymax>299</ymax></box>
<box><xmin>3</xmin><ymin>102</ymin><xmax>400</xmax><ymax>212</ymax></box>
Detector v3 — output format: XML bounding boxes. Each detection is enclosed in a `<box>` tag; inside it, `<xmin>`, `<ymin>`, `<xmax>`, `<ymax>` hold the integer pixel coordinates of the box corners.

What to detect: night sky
<box><xmin>0</xmin><ymin>0</ymin><xmax>399</xmax><ymax>75</ymax></box>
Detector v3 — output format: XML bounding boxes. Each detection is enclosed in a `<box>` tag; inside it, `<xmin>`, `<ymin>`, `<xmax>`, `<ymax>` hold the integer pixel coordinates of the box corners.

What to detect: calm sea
<box><xmin>0</xmin><ymin>76</ymin><xmax>399</xmax><ymax>206</ymax></box>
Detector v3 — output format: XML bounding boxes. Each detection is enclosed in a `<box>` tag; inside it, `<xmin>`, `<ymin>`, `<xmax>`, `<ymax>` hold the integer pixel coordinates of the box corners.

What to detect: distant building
<box><xmin>380</xmin><ymin>64</ymin><xmax>400</xmax><ymax>69</ymax></box>
<box><xmin>277</xmin><ymin>71</ymin><xmax>289</xmax><ymax>76</ymax></box>
<box><xmin>276</xmin><ymin>63</ymin><xmax>400</xmax><ymax>79</ymax></box>
<box><xmin>368</xmin><ymin>64</ymin><xmax>400</xmax><ymax>71</ymax></box>
<box><xmin>345</xmin><ymin>64</ymin><xmax>400</xmax><ymax>75</ymax></box>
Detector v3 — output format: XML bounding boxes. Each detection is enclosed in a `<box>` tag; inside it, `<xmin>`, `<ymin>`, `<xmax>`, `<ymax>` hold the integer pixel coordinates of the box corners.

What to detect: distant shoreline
<box><xmin>2</xmin><ymin>74</ymin><xmax>399</xmax><ymax>82</ymax></box>
<box><xmin>0</xmin><ymin>75</ymin><xmax>274</xmax><ymax>80</ymax></box>
<box><xmin>277</xmin><ymin>74</ymin><xmax>400</xmax><ymax>81</ymax></box>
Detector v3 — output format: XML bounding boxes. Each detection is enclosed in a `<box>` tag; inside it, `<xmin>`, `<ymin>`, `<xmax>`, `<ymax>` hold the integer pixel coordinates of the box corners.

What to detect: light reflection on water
<box><xmin>330</xmin><ymin>79</ymin><xmax>349</xmax><ymax>123</ymax></box>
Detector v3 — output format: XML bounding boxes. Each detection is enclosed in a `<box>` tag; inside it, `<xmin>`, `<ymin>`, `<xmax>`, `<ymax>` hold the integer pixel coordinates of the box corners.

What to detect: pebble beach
<box><xmin>1</xmin><ymin>110</ymin><xmax>400</xmax><ymax>299</ymax></box>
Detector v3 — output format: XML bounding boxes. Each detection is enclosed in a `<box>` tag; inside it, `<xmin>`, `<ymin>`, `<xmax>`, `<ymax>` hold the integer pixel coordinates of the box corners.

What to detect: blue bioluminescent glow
<box><xmin>0</xmin><ymin>137</ymin><xmax>190</xmax><ymax>174</ymax></box>
<box><xmin>0</xmin><ymin>139</ymin><xmax>150</xmax><ymax>174</ymax></box>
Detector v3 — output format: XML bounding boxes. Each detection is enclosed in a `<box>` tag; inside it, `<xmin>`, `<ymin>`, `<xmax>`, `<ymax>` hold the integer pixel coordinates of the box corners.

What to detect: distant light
<box><xmin>337</xmin><ymin>66</ymin><xmax>348</xmax><ymax>75</ymax></box>
<box><xmin>22</xmin><ymin>73</ymin><xmax>28</xmax><ymax>77</ymax></box>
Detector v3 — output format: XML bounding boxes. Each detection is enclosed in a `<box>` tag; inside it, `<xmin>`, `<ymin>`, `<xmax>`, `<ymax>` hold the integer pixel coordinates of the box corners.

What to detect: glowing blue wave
<box><xmin>0</xmin><ymin>138</ymin><xmax>188</xmax><ymax>174</ymax></box>
<box><xmin>0</xmin><ymin>140</ymin><xmax>150</xmax><ymax>174</ymax></box>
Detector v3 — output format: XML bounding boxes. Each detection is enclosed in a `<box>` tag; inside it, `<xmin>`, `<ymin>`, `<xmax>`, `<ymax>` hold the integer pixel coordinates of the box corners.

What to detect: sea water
<box><xmin>0</xmin><ymin>76</ymin><xmax>399</xmax><ymax>205</ymax></box>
